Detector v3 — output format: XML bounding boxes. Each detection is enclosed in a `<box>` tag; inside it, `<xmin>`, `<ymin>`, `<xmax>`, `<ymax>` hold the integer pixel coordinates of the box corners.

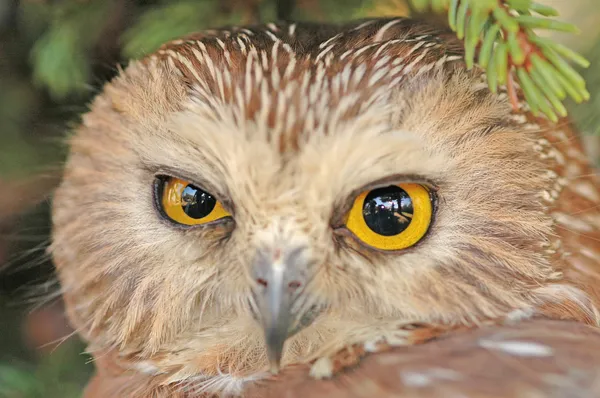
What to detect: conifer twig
<box><xmin>409</xmin><ymin>0</ymin><xmax>590</xmax><ymax>122</ymax></box>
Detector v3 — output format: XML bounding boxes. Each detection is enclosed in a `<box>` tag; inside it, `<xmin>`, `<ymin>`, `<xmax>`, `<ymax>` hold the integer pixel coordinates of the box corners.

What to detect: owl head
<box><xmin>51</xmin><ymin>18</ymin><xmax>594</xmax><ymax>390</ymax></box>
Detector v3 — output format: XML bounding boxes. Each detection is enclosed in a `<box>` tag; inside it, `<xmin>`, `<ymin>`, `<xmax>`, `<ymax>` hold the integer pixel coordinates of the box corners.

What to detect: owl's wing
<box><xmin>246</xmin><ymin>319</ymin><xmax>600</xmax><ymax>398</ymax></box>
<box><xmin>84</xmin><ymin>320</ymin><xmax>600</xmax><ymax>397</ymax></box>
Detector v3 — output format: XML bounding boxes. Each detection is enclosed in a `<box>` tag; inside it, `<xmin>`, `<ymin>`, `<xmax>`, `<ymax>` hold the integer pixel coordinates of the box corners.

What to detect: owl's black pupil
<box><xmin>181</xmin><ymin>185</ymin><xmax>216</xmax><ymax>219</ymax></box>
<box><xmin>363</xmin><ymin>186</ymin><xmax>414</xmax><ymax>236</ymax></box>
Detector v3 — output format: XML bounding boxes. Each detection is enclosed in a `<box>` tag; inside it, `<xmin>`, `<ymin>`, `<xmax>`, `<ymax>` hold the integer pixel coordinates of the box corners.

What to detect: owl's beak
<box><xmin>251</xmin><ymin>245</ymin><xmax>319</xmax><ymax>374</ymax></box>
<box><xmin>262</xmin><ymin>265</ymin><xmax>294</xmax><ymax>374</ymax></box>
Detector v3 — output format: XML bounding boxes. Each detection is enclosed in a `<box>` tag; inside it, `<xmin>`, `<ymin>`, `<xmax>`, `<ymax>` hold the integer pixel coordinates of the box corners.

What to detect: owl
<box><xmin>50</xmin><ymin>18</ymin><xmax>600</xmax><ymax>397</ymax></box>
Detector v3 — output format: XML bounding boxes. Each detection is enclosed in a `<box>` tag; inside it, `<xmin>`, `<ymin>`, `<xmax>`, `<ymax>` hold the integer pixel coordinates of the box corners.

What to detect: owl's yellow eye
<box><xmin>159</xmin><ymin>177</ymin><xmax>230</xmax><ymax>226</ymax></box>
<box><xmin>345</xmin><ymin>183</ymin><xmax>432</xmax><ymax>251</ymax></box>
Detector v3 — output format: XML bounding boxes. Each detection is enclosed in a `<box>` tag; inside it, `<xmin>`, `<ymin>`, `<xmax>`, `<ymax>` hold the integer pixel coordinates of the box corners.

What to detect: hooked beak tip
<box><xmin>269</xmin><ymin>363</ymin><xmax>281</xmax><ymax>374</ymax></box>
<box><xmin>251</xmin><ymin>245</ymin><xmax>318</xmax><ymax>374</ymax></box>
<box><xmin>265</xmin><ymin>328</ymin><xmax>286</xmax><ymax>374</ymax></box>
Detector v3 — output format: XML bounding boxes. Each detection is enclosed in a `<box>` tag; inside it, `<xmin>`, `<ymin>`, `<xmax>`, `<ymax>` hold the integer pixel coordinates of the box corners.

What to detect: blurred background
<box><xmin>0</xmin><ymin>1</ymin><xmax>598</xmax><ymax>397</ymax></box>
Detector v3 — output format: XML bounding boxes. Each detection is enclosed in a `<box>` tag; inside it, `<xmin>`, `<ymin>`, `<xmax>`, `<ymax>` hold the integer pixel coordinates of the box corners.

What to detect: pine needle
<box><xmin>409</xmin><ymin>0</ymin><xmax>590</xmax><ymax>122</ymax></box>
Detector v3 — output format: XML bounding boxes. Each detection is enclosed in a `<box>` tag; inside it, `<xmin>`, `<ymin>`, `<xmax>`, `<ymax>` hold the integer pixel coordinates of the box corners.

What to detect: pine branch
<box><xmin>409</xmin><ymin>0</ymin><xmax>590</xmax><ymax>122</ymax></box>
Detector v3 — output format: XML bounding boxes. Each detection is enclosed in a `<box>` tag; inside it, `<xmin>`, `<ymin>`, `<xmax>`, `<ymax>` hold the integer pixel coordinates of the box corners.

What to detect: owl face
<box><xmin>51</xmin><ymin>21</ymin><xmax>560</xmax><ymax>379</ymax></box>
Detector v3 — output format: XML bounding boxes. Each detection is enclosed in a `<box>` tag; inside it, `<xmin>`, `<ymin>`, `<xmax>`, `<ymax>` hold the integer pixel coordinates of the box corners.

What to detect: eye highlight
<box><xmin>159</xmin><ymin>177</ymin><xmax>230</xmax><ymax>226</ymax></box>
<box><xmin>345</xmin><ymin>183</ymin><xmax>433</xmax><ymax>251</ymax></box>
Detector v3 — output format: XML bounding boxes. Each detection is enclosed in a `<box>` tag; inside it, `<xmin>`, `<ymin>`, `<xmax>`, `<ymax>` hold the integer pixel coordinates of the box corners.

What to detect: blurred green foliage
<box><xmin>572</xmin><ymin>38</ymin><xmax>600</xmax><ymax>135</ymax></box>
<box><xmin>0</xmin><ymin>341</ymin><xmax>92</xmax><ymax>398</ymax></box>
<box><xmin>29</xmin><ymin>1</ymin><xmax>113</xmax><ymax>99</ymax></box>
<box><xmin>122</xmin><ymin>0</ymin><xmax>240</xmax><ymax>58</ymax></box>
